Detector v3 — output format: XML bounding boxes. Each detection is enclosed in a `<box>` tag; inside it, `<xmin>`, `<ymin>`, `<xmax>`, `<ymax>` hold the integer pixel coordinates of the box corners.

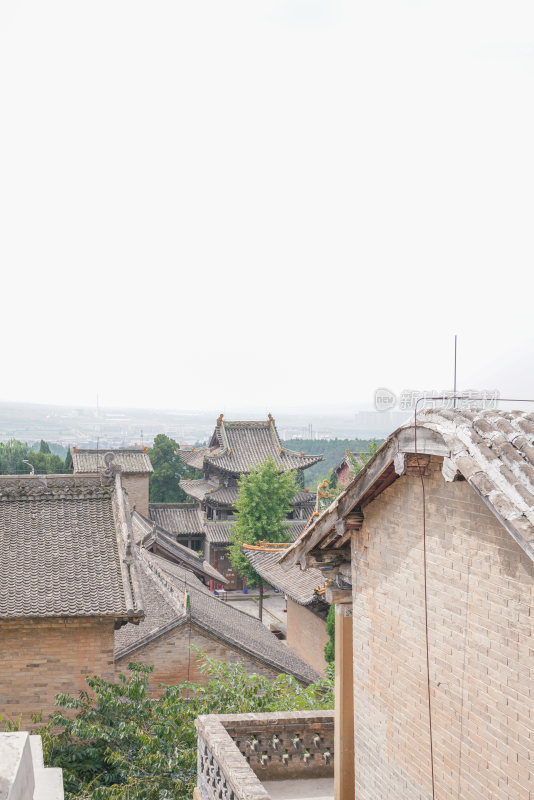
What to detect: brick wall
<box><xmin>123</xmin><ymin>474</ymin><xmax>150</xmax><ymax>517</ymax></box>
<box><xmin>351</xmin><ymin>456</ymin><xmax>534</xmax><ymax>800</ymax></box>
<box><xmin>336</xmin><ymin>463</ymin><xmax>351</xmax><ymax>488</ymax></box>
<box><xmin>115</xmin><ymin>622</ymin><xmax>280</xmax><ymax>691</ymax></box>
<box><xmin>286</xmin><ymin>599</ymin><xmax>328</xmax><ymax>676</ymax></box>
<box><xmin>0</xmin><ymin>618</ymin><xmax>116</xmax><ymax>725</ymax></box>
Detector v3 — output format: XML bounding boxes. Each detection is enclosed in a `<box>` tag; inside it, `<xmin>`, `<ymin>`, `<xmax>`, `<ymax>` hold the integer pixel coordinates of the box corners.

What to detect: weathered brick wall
<box><xmin>115</xmin><ymin>622</ymin><xmax>280</xmax><ymax>691</ymax></box>
<box><xmin>352</xmin><ymin>456</ymin><xmax>534</xmax><ymax>800</ymax></box>
<box><xmin>286</xmin><ymin>599</ymin><xmax>328</xmax><ymax>676</ymax></box>
<box><xmin>123</xmin><ymin>474</ymin><xmax>150</xmax><ymax>517</ymax></box>
<box><xmin>336</xmin><ymin>463</ymin><xmax>351</xmax><ymax>488</ymax></box>
<box><xmin>0</xmin><ymin>618</ymin><xmax>116</xmax><ymax>725</ymax></box>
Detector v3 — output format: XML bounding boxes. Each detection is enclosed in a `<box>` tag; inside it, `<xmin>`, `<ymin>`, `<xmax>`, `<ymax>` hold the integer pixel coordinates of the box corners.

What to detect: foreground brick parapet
<box><xmin>195</xmin><ymin>710</ymin><xmax>334</xmax><ymax>800</ymax></box>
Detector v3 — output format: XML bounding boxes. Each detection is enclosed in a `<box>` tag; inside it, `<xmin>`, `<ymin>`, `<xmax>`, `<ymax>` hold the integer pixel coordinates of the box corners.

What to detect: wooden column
<box><xmin>334</xmin><ymin>599</ymin><xmax>354</xmax><ymax>800</ymax></box>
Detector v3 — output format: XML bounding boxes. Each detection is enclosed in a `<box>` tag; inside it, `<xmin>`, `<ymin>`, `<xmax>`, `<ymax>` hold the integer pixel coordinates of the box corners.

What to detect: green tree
<box><xmin>228</xmin><ymin>456</ymin><xmax>297</xmax><ymax>621</ymax></box>
<box><xmin>148</xmin><ymin>434</ymin><xmax>193</xmax><ymax>503</ymax></box>
<box><xmin>324</xmin><ymin>604</ymin><xmax>335</xmax><ymax>663</ymax></box>
<box><xmin>39</xmin><ymin>440</ymin><xmax>51</xmax><ymax>454</ymax></box>
<box><xmin>0</xmin><ymin>440</ymin><xmax>65</xmax><ymax>474</ymax></box>
<box><xmin>24</xmin><ymin>452</ymin><xmax>64</xmax><ymax>474</ymax></box>
<box><xmin>347</xmin><ymin>438</ymin><xmax>379</xmax><ymax>482</ymax></box>
<box><xmin>37</xmin><ymin>655</ymin><xmax>334</xmax><ymax>800</ymax></box>
<box><xmin>281</xmin><ymin>437</ymin><xmax>383</xmax><ymax>488</ymax></box>
<box><xmin>64</xmin><ymin>447</ymin><xmax>72</xmax><ymax>471</ymax></box>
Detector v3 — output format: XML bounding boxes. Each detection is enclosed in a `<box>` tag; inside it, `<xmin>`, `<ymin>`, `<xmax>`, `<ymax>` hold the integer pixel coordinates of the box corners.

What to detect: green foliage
<box><xmin>283</xmin><ymin>438</ymin><xmax>383</xmax><ymax>488</ymax></box>
<box><xmin>64</xmin><ymin>447</ymin><xmax>72</xmax><ymax>471</ymax></box>
<box><xmin>324</xmin><ymin>605</ymin><xmax>335</xmax><ymax>664</ymax></box>
<box><xmin>148</xmin><ymin>434</ymin><xmax>198</xmax><ymax>503</ymax></box>
<box><xmin>228</xmin><ymin>456</ymin><xmax>298</xmax><ymax>588</ymax></box>
<box><xmin>347</xmin><ymin>438</ymin><xmax>379</xmax><ymax>482</ymax></box>
<box><xmin>0</xmin><ymin>439</ymin><xmax>67</xmax><ymax>474</ymax></box>
<box><xmin>39</xmin><ymin>439</ymin><xmax>51</xmax><ymax>454</ymax></box>
<box><xmin>36</xmin><ymin>654</ymin><xmax>333</xmax><ymax>800</ymax></box>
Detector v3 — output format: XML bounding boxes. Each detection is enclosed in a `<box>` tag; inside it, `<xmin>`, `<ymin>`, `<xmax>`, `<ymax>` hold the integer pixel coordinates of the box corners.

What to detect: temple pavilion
<box><xmin>174</xmin><ymin>414</ymin><xmax>322</xmax><ymax>589</ymax></box>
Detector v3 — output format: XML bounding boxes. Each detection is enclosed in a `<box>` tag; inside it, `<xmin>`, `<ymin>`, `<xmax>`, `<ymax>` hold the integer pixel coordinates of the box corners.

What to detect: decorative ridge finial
<box><xmin>268</xmin><ymin>413</ymin><xmax>275</xmax><ymax>425</ymax></box>
<box><xmin>103</xmin><ymin>451</ymin><xmax>121</xmax><ymax>476</ymax></box>
<box><xmin>217</xmin><ymin>413</ymin><xmax>224</xmax><ymax>426</ymax></box>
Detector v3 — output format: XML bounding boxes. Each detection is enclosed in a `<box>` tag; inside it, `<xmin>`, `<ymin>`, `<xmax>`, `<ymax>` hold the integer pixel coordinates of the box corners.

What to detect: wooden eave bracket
<box><xmin>325</xmin><ymin>586</ymin><xmax>352</xmax><ymax>604</ymax></box>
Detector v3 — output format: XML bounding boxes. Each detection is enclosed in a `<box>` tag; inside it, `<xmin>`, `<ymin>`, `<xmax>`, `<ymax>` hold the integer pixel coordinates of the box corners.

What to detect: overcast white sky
<box><xmin>1</xmin><ymin>1</ymin><xmax>533</xmax><ymax>414</ymax></box>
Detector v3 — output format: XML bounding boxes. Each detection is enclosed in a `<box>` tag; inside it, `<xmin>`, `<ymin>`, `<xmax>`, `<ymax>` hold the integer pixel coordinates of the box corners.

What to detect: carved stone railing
<box><xmin>195</xmin><ymin>710</ymin><xmax>334</xmax><ymax>800</ymax></box>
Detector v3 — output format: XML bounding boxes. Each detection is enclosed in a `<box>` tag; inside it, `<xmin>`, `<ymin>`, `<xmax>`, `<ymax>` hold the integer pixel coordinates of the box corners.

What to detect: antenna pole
<box><xmin>453</xmin><ymin>335</ymin><xmax>457</xmax><ymax>408</ymax></box>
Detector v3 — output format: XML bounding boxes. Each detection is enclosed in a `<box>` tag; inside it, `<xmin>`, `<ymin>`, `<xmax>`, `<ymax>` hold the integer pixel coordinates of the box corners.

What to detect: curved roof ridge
<box><xmin>282</xmin><ymin>408</ymin><xmax>534</xmax><ymax>568</ymax></box>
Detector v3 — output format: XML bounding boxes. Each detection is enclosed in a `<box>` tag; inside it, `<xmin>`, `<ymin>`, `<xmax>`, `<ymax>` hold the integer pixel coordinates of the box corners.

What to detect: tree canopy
<box><xmin>282</xmin><ymin>437</ymin><xmax>383</xmax><ymax>489</ymax></box>
<box><xmin>35</xmin><ymin>654</ymin><xmax>333</xmax><ymax>800</ymax></box>
<box><xmin>228</xmin><ymin>456</ymin><xmax>298</xmax><ymax>618</ymax></box>
<box><xmin>228</xmin><ymin>456</ymin><xmax>298</xmax><ymax>586</ymax></box>
<box><xmin>148</xmin><ymin>434</ymin><xmax>197</xmax><ymax>503</ymax></box>
<box><xmin>0</xmin><ymin>439</ymin><xmax>66</xmax><ymax>474</ymax></box>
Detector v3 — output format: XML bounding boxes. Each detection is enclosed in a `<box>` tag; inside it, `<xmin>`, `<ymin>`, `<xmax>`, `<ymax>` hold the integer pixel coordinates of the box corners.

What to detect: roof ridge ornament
<box><xmin>103</xmin><ymin>451</ymin><xmax>122</xmax><ymax>476</ymax></box>
<box><xmin>217</xmin><ymin>413</ymin><xmax>224</xmax><ymax>426</ymax></box>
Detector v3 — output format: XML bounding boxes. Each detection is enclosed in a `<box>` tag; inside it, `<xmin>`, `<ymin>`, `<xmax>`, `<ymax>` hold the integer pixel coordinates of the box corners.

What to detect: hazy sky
<box><xmin>1</xmin><ymin>1</ymin><xmax>533</xmax><ymax>414</ymax></box>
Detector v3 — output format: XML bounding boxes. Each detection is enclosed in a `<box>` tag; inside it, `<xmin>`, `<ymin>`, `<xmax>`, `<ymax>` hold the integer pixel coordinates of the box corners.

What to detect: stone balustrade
<box><xmin>195</xmin><ymin>710</ymin><xmax>334</xmax><ymax>800</ymax></box>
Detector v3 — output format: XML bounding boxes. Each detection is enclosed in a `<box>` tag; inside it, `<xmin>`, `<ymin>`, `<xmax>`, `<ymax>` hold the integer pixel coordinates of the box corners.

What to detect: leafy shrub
<box><xmin>36</xmin><ymin>651</ymin><xmax>333</xmax><ymax>800</ymax></box>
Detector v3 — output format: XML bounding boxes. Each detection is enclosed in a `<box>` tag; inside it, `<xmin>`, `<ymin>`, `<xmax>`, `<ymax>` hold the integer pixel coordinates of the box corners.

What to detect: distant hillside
<box><xmin>282</xmin><ymin>438</ymin><xmax>383</xmax><ymax>489</ymax></box>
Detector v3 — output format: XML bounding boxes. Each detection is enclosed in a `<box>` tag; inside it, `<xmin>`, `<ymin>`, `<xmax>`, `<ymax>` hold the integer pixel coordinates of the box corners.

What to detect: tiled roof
<box><xmin>0</xmin><ymin>474</ymin><xmax>143</xmax><ymax>621</ymax></box>
<box><xmin>204</xmin><ymin>522</ymin><xmax>235</xmax><ymax>544</ymax></box>
<box><xmin>180</xmin><ymin>478</ymin><xmax>218</xmax><ymax>503</ymax></box>
<box><xmin>415</xmin><ymin>408</ymin><xmax>534</xmax><ymax>558</ymax></box>
<box><xmin>180</xmin><ymin>482</ymin><xmax>316</xmax><ymax>511</ymax></box>
<box><xmin>286</xmin><ymin>519</ymin><xmax>310</xmax><ymax>539</ymax></box>
<box><xmin>132</xmin><ymin>511</ymin><xmax>226</xmax><ymax>584</ymax></box>
<box><xmin>293</xmin><ymin>491</ymin><xmax>316</xmax><ymax>505</ymax></box>
<box><xmin>114</xmin><ymin>556</ymin><xmax>185</xmax><ymax>655</ymax></box>
<box><xmin>117</xmin><ymin>549</ymin><xmax>319</xmax><ymax>684</ymax></box>
<box><xmin>283</xmin><ymin>408</ymin><xmax>534</xmax><ymax>566</ymax></box>
<box><xmin>149</xmin><ymin>503</ymin><xmax>204</xmax><ymax>535</ymax></box>
<box><xmin>242</xmin><ymin>548</ymin><xmax>324</xmax><ymax>606</ymax></box>
<box><xmin>73</xmin><ymin>449</ymin><xmax>153</xmax><ymax>474</ymax></box>
<box><xmin>177</xmin><ymin>447</ymin><xmax>214</xmax><ymax>470</ymax></box>
<box><xmin>204</xmin><ymin>519</ymin><xmax>309</xmax><ymax>545</ymax></box>
<box><xmin>179</xmin><ymin>417</ymin><xmax>322</xmax><ymax>476</ymax></box>
<box><xmin>179</xmin><ymin>479</ymin><xmax>238</xmax><ymax>507</ymax></box>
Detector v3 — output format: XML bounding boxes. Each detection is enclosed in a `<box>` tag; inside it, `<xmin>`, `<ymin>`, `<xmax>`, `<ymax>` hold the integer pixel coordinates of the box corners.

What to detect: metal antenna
<box><xmin>453</xmin><ymin>335</ymin><xmax>458</xmax><ymax>409</ymax></box>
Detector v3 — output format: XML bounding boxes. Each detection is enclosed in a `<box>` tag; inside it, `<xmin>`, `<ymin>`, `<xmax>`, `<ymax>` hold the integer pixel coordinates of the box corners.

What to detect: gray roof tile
<box><xmin>132</xmin><ymin>511</ymin><xmax>226</xmax><ymax>584</ymax></box>
<box><xmin>178</xmin><ymin>417</ymin><xmax>322</xmax><ymax>476</ymax></box>
<box><xmin>149</xmin><ymin>503</ymin><xmax>204</xmax><ymax>535</ymax></box>
<box><xmin>73</xmin><ymin>449</ymin><xmax>153</xmax><ymax>474</ymax></box>
<box><xmin>0</xmin><ymin>474</ymin><xmax>143</xmax><ymax>620</ymax></box>
<box><xmin>286</xmin><ymin>408</ymin><xmax>534</xmax><ymax>565</ymax></box>
<box><xmin>117</xmin><ymin>549</ymin><xmax>319</xmax><ymax>683</ymax></box>
<box><xmin>204</xmin><ymin>519</ymin><xmax>309</xmax><ymax>545</ymax></box>
<box><xmin>242</xmin><ymin>548</ymin><xmax>324</xmax><ymax>606</ymax></box>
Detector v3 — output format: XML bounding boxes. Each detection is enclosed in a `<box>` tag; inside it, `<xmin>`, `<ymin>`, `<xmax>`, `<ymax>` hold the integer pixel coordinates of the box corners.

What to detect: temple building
<box><xmin>176</xmin><ymin>415</ymin><xmax>322</xmax><ymax>588</ymax></box>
